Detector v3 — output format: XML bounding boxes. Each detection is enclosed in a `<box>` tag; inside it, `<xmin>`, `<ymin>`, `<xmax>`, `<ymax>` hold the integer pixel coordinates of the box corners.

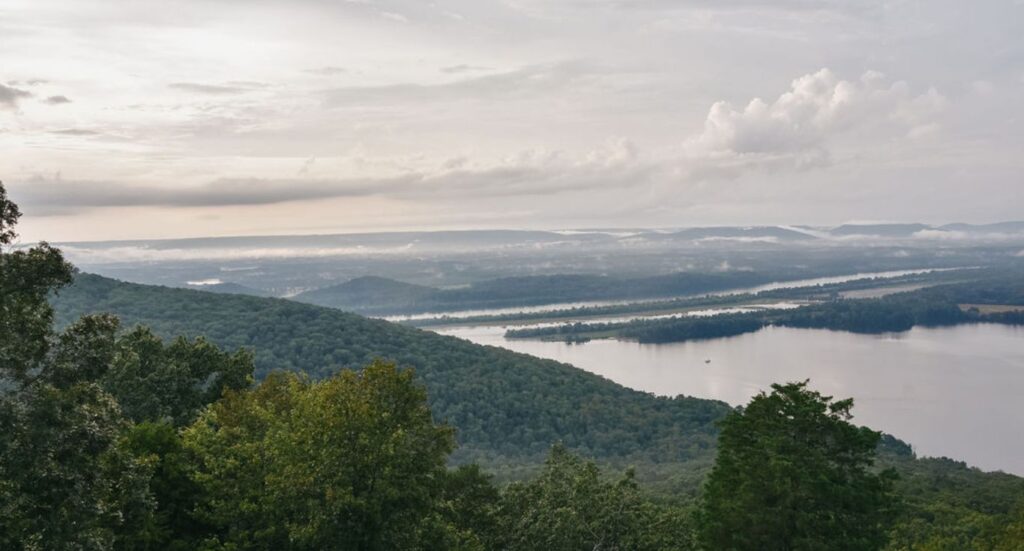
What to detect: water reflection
<box><xmin>436</xmin><ymin>323</ymin><xmax>1024</xmax><ymax>475</ymax></box>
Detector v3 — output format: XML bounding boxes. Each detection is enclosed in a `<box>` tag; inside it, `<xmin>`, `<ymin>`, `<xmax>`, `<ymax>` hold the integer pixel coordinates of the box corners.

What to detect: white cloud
<box><xmin>685</xmin><ymin>69</ymin><xmax>946</xmax><ymax>159</ymax></box>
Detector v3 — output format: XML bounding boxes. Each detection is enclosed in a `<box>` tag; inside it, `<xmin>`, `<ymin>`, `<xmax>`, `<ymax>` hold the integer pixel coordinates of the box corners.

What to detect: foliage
<box><xmin>884</xmin><ymin>457</ymin><xmax>1024</xmax><ymax>550</ymax></box>
<box><xmin>104</xmin><ymin>327</ymin><xmax>253</xmax><ymax>427</ymax></box>
<box><xmin>52</xmin><ymin>273</ymin><xmax>731</xmax><ymax>466</ymax></box>
<box><xmin>183</xmin><ymin>362</ymin><xmax>456</xmax><ymax>550</ymax></box>
<box><xmin>1</xmin><ymin>182</ymin><xmax>147</xmax><ymax>550</ymax></box>
<box><xmin>0</xmin><ymin>183</ymin><xmax>251</xmax><ymax>550</ymax></box>
<box><xmin>697</xmin><ymin>382</ymin><xmax>899</xmax><ymax>551</ymax></box>
<box><xmin>495</xmin><ymin>444</ymin><xmax>695</xmax><ymax>551</ymax></box>
<box><xmin>115</xmin><ymin>422</ymin><xmax>208</xmax><ymax>551</ymax></box>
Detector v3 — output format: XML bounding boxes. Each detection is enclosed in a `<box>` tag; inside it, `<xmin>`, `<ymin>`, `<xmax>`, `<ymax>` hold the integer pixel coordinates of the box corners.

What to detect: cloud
<box><xmin>380</xmin><ymin>11</ymin><xmax>409</xmax><ymax>23</ymax></box>
<box><xmin>912</xmin><ymin>229</ymin><xmax>969</xmax><ymax>240</ymax></box>
<box><xmin>168</xmin><ymin>82</ymin><xmax>253</xmax><ymax>95</ymax></box>
<box><xmin>0</xmin><ymin>83</ymin><xmax>32</xmax><ymax>109</ymax></box>
<box><xmin>440</xmin><ymin>64</ymin><xmax>491</xmax><ymax>74</ymax></box>
<box><xmin>555</xmin><ymin>0</ymin><xmax>883</xmax><ymax>16</ymax></box>
<box><xmin>324</xmin><ymin>62</ymin><xmax>594</xmax><ymax>106</ymax></box>
<box><xmin>44</xmin><ymin>95</ymin><xmax>72</xmax><ymax>105</ymax></box>
<box><xmin>50</xmin><ymin>128</ymin><xmax>101</xmax><ymax>136</ymax></box>
<box><xmin>680</xmin><ymin>69</ymin><xmax>947</xmax><ymax>177</ymax></box>
<box><xmin>11</xmin><ymin>140</ymin><xmax>652</xmax><ymax>214</ymax></box>
<box><xmin>305</xmin><ymin>66</ymin><xmax>347</xmax><ymax>76</ymax></box>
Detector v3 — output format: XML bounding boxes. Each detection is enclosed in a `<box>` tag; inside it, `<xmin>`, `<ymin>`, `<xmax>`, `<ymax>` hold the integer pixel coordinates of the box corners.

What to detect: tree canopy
<box><xmin>697</xmin><ymin>381</ymin><xmax>898</xmax><ymax>550</ymax></box>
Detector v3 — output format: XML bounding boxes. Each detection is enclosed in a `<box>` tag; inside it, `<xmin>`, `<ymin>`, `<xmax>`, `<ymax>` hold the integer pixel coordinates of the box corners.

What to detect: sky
<box><xmin>2</xmin><ymin>0</ymin><xmax>1022</xmax><ymax>242</ymax></box>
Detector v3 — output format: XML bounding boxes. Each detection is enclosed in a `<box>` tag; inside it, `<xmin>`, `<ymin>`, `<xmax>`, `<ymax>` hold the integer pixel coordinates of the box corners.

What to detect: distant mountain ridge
<box><xmin>185</xmin><ymin>281</ymin><xmax>273</xmax><ymax>297</ymax></box>
<box><xmin>293</xmin><ymin>276</ymin><xmax>436</xmax><ymax>311</ymax></box>
<box><xmin>54</xmin><ymin>221</ymin><xmax>1024</xmax><ymax>251</ymax></box>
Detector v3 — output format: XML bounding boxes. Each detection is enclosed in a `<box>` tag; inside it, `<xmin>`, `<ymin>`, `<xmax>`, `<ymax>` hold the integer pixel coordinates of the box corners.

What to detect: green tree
<box><xmin>436</xmin><ymin>464</ymin><xmax>502</xmax><ymax>550</ymax></box>
<box><xmin>184</xmin><ymin>361</ymin><xmax>457</xmax><ymax>550</ymax></box>
<box><xmin>495</xmin><ymin>444</ymin><xmax>691</xmax><ymax>551</ymax></box>
<box><xmin>0</xmin><ymin>182</ymin><xmax>148</xmax><ymax>550</ymax></box>
<box><xmin>0</xmin><ymin>182</ymin><xmax>251</xmax><ymax>550</ymax></box>
<box><xmin>104</xmin><ymin>327</ymin><xmax>253</xmax><ymax>427</ymax></box>
<box><xmin>115</xmin><ymin>421</ymin><xmax>211</xmax><ymax>551</ymax></box>
<box><xmin>697</xmin><ymin>381</ymin><xmax>898</xmax><ymax>551</ymax></box>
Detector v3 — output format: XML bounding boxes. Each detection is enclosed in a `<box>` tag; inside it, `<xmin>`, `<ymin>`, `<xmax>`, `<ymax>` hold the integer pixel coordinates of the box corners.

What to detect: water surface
<box><xmin>388</xmin><ymin>268</ymin><xmax>942</xmax><ymax>321</ymax></box>
<box><xmin>436</xmin><ymin>323</ymin><xmax>1024</xmax><ymax>475</ymax></box>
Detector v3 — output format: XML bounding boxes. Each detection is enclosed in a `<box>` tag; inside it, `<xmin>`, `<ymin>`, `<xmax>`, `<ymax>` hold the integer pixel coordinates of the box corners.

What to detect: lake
<box><xmin>436</xmin><ymin>323</ymin><xmax>1024</xmax><ymax>475</ymax></box>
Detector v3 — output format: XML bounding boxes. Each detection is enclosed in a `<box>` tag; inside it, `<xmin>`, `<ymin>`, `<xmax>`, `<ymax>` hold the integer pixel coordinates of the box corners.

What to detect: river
<box><xmin>387</xmin><ymin>268</ymin><xmax>947</xmax><ymax>322</ymax></box>
<box><xmin>435</xmin><ymin>323</ymin><xmax>1024</xmax><ymax>475</ymax></box>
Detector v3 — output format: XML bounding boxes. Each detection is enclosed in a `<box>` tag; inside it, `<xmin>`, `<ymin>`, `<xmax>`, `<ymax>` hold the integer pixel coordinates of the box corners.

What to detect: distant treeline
<box><xmin>294</xmin><ymin>271</ymin><xmax>777</xmax><ymax>315</ymax></box>
<box><xmin>507</xmin><ymin>274</ymin><xmax>1024</xmax><ymax>343</ymax></box>
<box><xmin>411</xmin><ymin>268</ymin><xmax>975</xmax><ymax>328</ymax></box>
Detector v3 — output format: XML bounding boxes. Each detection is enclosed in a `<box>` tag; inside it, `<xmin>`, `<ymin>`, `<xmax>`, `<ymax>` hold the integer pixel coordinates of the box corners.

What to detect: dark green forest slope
<box><xmin>52</xmin><ymin>273</ymin><xmax>729</xmax><ymax>466</ymax></box>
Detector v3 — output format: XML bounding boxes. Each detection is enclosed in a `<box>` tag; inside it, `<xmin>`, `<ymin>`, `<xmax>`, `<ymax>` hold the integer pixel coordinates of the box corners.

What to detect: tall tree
<box><xmin>495</xmin><ymin>444</ymin><xmax>692</xmax><ymax>551</ymax></box>
<box><xmin>104</xmin><ymin>326</ymin><xmax>253</xmax><ymax>427</ymax></box>
<box><xmin>184</xmin><ymin>361</ymin><xmax>456</xmax><ymax>550</ymax></box>
<box><xmin>0</xmin><ymin>182</ymin><xmax>252</xmax><ymax>550</ymax></box>
<box><xmin>0</xmin><ymin>181</ymin><xmax>148</xmax><ymax>549</ymax></box>
<box><xmin>697</xmin><ymin>381</ymin><xmax>898</xmax><ymax>551</ymax></box>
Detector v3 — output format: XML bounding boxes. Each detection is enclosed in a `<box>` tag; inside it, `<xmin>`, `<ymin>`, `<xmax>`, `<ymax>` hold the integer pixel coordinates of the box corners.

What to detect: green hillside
<box><xmin>52</xmin><ymin>273</ymin><xmax>730</xmax><ymax>467</ymax></box>
<box><xmin>292</xmin><ymin>275</ymin><xmax>437</xmax><ymax>312</ymax></box>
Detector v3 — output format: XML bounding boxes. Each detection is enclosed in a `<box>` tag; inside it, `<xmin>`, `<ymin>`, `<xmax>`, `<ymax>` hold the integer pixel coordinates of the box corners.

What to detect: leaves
<box><xmin>697</xmin><ymin>381</ymin><xmax>899</xmax><ymax>551</ymax></box>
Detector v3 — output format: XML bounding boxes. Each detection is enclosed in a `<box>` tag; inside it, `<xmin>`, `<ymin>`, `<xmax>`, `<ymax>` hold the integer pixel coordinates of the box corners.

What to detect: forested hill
<box><xmin>52</xmin><ymin>273</ymin><xmax>730</xmax><ymax>467</ymax></box>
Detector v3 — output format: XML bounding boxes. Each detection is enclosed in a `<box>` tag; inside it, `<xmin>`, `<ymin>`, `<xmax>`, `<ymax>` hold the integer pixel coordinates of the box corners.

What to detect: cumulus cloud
<box><xmin>0</xmin><ymin>83</ymin><xmax>32</xmax><ymax>109</ymax></box>
<box><xmin>680</xmin><ymin>69</ymin><xmax>947</xmax><ymax>178</ymax></box>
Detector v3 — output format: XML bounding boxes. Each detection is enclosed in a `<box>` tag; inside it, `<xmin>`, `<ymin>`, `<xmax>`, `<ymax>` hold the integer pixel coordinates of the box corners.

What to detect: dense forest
<box><xmin>52</xmin><ymin>272</ymin><xmax>730</xmax><ymax>467</ymax></box>
<box><xmin>4</xmin><ymin>183</ymin><xmax>1024</xmax><ymax>549</ymax></box>
<box><xmin>508</xmin><ymin>275</ymin><xmax>1024</xmax><ymax>344</ymax></box>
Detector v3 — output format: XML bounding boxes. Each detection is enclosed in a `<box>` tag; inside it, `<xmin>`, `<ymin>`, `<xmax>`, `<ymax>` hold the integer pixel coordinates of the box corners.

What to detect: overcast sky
<box><xmin>2</xmin><ymin>0</ymin><xmax>1022</xmax><ymax>241</ymax></box>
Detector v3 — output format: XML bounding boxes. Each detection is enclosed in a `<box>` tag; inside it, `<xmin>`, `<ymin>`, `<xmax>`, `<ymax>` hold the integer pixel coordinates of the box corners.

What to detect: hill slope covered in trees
<box><xmin>52</xmin><ymin>273</ymin><xmax>730</xmax><ymax>467</ymax></box>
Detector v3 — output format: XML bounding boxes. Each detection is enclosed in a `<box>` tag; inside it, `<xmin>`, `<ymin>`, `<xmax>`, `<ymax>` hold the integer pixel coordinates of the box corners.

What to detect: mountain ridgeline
<box><xmin>52</xmin><ymin>273</ymin><xmax>730</xmax><ymax>467</ymax></box>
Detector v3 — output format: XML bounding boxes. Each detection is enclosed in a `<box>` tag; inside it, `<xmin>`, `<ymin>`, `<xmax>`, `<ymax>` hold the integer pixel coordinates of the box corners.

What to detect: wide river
<box><xmin>435</xmin><ymin>323</ymin><xmax>1024</xmax><ymax>475</ymax></box>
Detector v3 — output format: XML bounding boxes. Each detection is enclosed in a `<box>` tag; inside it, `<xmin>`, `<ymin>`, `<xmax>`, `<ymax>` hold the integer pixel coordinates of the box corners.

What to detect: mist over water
<box><xmin>437</xmin><ymin>323</ymin><xmax>1024</xmax><ymax>475</ymax></box>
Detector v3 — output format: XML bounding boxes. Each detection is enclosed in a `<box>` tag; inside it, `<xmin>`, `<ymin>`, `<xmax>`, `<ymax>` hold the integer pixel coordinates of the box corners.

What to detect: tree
<box><xmin>697</xmin><ymin>381</ymin><xmax>898</xmax><ymax>551</ymax></box>
<box><xmin>0</xmin><ymin>182</ymin><xmax>250</xmax><ymax>550</ymax></box>
<box><xmin>184</xmin><ymin>361</ymin><xmax>457</xmax><ymax>550</ymax></box>
<box><xmin>495</xmin><ymin>444</ymin><xmax>691</xmax><ymax>551</ymax></box>
<box><xmin>104</xmin><ymin>327</ymin><xmax>253</xmax><ymax>427</ymax></box>
<box><xmin>0</xmin><ymin>182</ymin><xmax>146</xmax><ymax>549</ymax></box>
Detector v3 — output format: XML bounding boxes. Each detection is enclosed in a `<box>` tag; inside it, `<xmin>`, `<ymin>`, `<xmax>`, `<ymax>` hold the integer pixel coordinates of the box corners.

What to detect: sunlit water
<box><xmin>435</xmin><ymin>323</ymin><xmax>1024</xmax><ymax>475</ymax></box>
